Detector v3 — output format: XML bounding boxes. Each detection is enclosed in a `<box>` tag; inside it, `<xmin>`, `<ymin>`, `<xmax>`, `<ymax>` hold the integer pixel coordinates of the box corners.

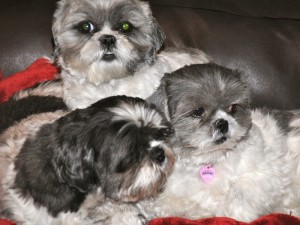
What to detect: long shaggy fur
<box><xmin>0</xmin><ymin>96</ymin><xmax>175</xmax><ymax>225</ymax></box>
<box><xmin>134</xmin><ymin>63</ymin><xmax>300</xmax><ymax>222</ymax></box>
<box><xmin>23</xmin><ymin>0</ymin><xmax>210</xmax><ymax>110</ymax></box>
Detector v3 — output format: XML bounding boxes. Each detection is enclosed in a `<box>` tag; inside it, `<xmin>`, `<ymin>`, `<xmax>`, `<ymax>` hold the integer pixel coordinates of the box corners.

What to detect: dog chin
<box><xmin>174</xmin><ymin>138</ymin><xmax>238</xmax><ymax>167</ymax></box>
<box><xmin>60</xmin><ymin>55</ymin><xmax>129</xmax><ymax>84</ymax></box>
<box><xmin>86</xmin><ymin>60</ymin><xmax>130</xmax><ymax>84</ymax></box>
<box><xmin>207</xmin><ymin>138</ymin><xmax>236</xmax><ymax>152</ymax></box>
<box><xmin>207</xmin><ymin>133</ymin><xmax>246</xmax><ymax>151</ymax></box>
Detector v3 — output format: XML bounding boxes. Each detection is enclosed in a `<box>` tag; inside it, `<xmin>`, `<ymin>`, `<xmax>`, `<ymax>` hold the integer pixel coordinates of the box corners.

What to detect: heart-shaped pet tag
<box><xmin>199</xmin><ymin>164</ymin><xmax>215</xmax><ymax>184</ymax></box>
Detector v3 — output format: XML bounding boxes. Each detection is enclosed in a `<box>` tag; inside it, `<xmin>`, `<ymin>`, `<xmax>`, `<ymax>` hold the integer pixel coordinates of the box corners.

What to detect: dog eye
<box><xmin>120</xmin><ymin>21</ymin><xmax>132</xmax><ymax>32</ymax></box>
<box><xmin>192</xmin><ymin>108</ymin><xmax>205</xmax><ymax>118</ymax></box>
<box><xmin>228</xmin><ymin>104</ymin><xmax>240</xmax><ymax>114</ymax></box>
<box><xmin>77</xmin><ymin>21</ymin><xmax>95</xmax><ymax>34</ymax></box>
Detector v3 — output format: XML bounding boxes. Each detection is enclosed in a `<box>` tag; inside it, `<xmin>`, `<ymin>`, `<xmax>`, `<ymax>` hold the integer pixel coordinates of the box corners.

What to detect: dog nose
<box><xmin>99</xmin><ymin>35</ymin><xmax>116</xmax><ymax>47</ymax></box>
<box><xmin>215</xmin><ymin>119</ymin><xmax>228</xmax><ymax>133</ymax></box>
<box><xmin>151</xmin><ymin>147</ymin><xmax>166</xmax><ymax>165</ymax></box>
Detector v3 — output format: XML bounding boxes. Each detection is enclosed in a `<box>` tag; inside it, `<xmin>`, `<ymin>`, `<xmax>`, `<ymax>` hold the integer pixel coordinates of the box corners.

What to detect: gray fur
<box><xmin>141</xmin><ymin>63</ymin><xmax>300</xmax><ymax>222</ymax></box>
<box><xmin>50</xmin><ymin>0</ymin><xmax>209</xmax><ymax>110</ymax></box>
<box><xmin>148</xmin><ymin>63</ymin><xmax>252</xmax><ymax>160</ymax></box>
<box><xmin>0</xmin><ymin>96</ymin><xmax>175</xmax><ymax>224</ymax></box>
<box><xmin>52</xmin><ymin>0</ymin><xmax>165</xmax><ymax>78</ymax></box>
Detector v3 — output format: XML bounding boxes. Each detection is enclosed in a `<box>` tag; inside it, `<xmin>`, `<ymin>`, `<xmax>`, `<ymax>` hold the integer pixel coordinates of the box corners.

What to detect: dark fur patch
<box><xmin>0</xmin><ymin>95</ymin><xmax>67</xmax><ymax>135</ymax></box>
<box><xmin>13</xmin><ymin>96</ymin><xmax>172</xmax><ymax>216</ymax></box>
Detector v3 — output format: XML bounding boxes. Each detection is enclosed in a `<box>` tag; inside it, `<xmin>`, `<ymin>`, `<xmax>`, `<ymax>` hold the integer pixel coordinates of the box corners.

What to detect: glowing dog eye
<box><xmin>192</xmin><ymin>108</ymin><xmax>205</xmax><ymax>118</ymax></box>
<box><xmin>78</xmin><ymin>21</ymin><xmax>95</xmax><ymax>34</ymax></box>
<box><xmin>121</xmin><ymin>22</ymin><xmax>131</xmax><ymax>32</ymax></box>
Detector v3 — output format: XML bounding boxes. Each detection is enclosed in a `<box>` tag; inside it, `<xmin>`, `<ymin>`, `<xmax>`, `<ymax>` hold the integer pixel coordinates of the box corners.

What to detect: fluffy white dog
<box><xmin>45</xmin><ymin>0</ymin><xmax>209</xmax><ymax>109</ymax></box>
<box><xmin>136</xmin><ymin>63</ymin><xmax>300</xmax><ymax>222</ymax></box>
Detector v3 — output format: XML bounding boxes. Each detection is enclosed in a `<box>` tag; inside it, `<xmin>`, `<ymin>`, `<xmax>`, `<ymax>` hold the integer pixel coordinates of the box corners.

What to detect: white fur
<box><xmin>63</xmin><ymin>49</ymin><xmax>209</xmax><ymax>109</ymax></box>
<box><xmin>136</xmin><ymin>109</ymin><xmax>300</xmax><ymax>222</ymax></box>
<box><xmin>110</xmin><ymin>102</ymin><xmax>166</xmax><ymax>129</ymax></box>
<box><xmin>4</xmin><ymin>180</ymin><xmax>144</xmax><ymax>225</ymax></box>
<box><xmin>0</xmin><ymin>117</ymin><xmax>164</xmax><ymax>225</ymax></box>
<box><xmin>51</xmin><ymin>0</ymin><xmax>210</xmax><ymax>110</ymax></box>
<box><xmin>0</xmin><ymin>97</ymin><xmax>174</xmax><ymax>225</ymax></box>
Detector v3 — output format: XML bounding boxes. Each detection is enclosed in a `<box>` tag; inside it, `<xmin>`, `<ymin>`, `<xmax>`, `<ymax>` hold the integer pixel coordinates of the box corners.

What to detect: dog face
<box><xmin>52</xmin><ymin>96</ymin><xmax>175</xmax><ymax>202</ymax></box>
<box><xmin>147</xmin><ymin>64</ymin><xmax>252</xmax><ymax>164</ymax></box>
<box><xmin>14</xmin><ymin>95</ymin><xmax>174</xmax><ymax>215</ymax></box>
<box><xmin>52</xmin><ymin>0</ymin><xmax>165</xmax><ymax>84</ymax></box>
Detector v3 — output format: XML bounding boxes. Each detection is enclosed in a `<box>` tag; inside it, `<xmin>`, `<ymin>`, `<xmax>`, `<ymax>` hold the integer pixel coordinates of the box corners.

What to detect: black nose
<box><xmin>215</xmin><ymin>119</ymin><xmax>228</xmax><ymax>134</ymax></box>
<box><xmin>99</xmin><ymin>35</ymin><xmax>116</xmax><ymax>48</ymax></box>
<box><xmin>151</xmin><ymin>147</ymin><xmax>165</xmax><ymax>165</ymax></box>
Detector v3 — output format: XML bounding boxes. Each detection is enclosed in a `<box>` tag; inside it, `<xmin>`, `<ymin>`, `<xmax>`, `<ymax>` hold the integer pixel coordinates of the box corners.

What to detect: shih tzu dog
<box><xmin>0</xmin><ymin>95</ymin><xmax>175</xmax><ymax>225</ymax></box>
<box><xmin>44</xmin><ymin>0</ymin><xmax>210</xmax><ymax>109</ymax></box>
<box><xmin>131</xmin><ymin>63</ymin><xmax>300</xmax><ymax>222</ymax></box>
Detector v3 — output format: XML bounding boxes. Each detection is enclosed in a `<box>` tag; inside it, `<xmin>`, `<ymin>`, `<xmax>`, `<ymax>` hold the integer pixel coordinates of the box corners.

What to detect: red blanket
<box><xmin>0</xmin><ymin>58</ymin><xmax>59</xmax><ymax>103</ymax></box>
<box><xmin>1</xmin><ymin>214</ymin><xmax>300</xmax><ymax>225</ymax></box>
<box><xmin>1</xmin><ymin>58</ymin><xmax>300</xmax><ymax>225</ymax></box>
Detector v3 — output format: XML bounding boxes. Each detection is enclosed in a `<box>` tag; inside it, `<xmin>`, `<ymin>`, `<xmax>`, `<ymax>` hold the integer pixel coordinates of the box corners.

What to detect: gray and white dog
<box><xmin>132</xmin><ymin>63</ymin><xmax>300</xmax><ymax>222</ymax></box>
<box><xmin>36</xmin><ymin>0</ymin><xmax>209</xmax><ymax>109</ymax></box>
<box><xmin>0</xmin><ymin>95</ymin><xmax>175</xmax><ymax>225</ymax></box>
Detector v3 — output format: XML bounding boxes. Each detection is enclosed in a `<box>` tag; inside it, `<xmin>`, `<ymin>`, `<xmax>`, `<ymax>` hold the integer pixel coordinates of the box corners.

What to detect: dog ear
<box><xmin>164</xmin><ymin>78</ymin><xmax>179</xmax><ymax>119</ymax></box>
<box><xmin>140</xmin><ymin>1</ymin><xmax>166</xmax><ymax>63</ymax></box>
<box><xmin>52</xmin><ymin>122</ymin><xmax>95</xmax><ymax>193</ymax></box>
<box><xmin>147</xmin><ymin>18</ymin><xmax>166</xmax><ymax>64</ymax></box>
<box><xmin>52</xmin><ymin>0</ymin><xmax>70</xmax><ymax>58</ymax></box>
<box><xmin>155</xmin><ymin>74</ymin><xmax>184</xmax><ymax>119</ymax></box>
<box><xmin>149</xmin><ymin>18</ymin><xmax>166</xmax><ymax>52</ymax></box>
<box><xmin>147</xmin><ymin>79</ymin><xmax>170</xmax><ymax>120</ymax></box>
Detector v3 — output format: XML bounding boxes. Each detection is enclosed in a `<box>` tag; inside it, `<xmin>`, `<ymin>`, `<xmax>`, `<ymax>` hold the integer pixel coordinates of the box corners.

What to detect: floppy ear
<box><xmin>52</xmin><ymin>0</ymin><xmax>70</xmax><ymax>57</ymax></box>
<box><xmin>149</xmin><ymin>18</ymin><xmax>166</xmax><ymax>51</ymax></box>
<box><xmin>140</xmin><ymin>1</ymin><xmax>166</xmax><ymax>63</ymax></box>
<box><xmin>146</xmin><ymin>79</ymin><xmax>170</xmax><ymax>121</ymax></box>
<box><xmin>146</xmin><ymin>19</ymin><xmax>166</xmax><ymax>64</ymax></box>
<box><xmin>163</xmin><ymin>78</ymin><xmax>179</xmax><ymax>119</ymax></box>
<box><xmin>52</xmin><ymin>122</ymin><xmax>95</xmax><ymax>193</ymax></box>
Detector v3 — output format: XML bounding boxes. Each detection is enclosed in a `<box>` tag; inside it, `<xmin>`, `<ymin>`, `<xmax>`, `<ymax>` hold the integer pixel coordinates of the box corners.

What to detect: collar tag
<box><xmin>200</xmin><ymin>164</ymin><xmax>215</xmax><ymax>184</ymax></box>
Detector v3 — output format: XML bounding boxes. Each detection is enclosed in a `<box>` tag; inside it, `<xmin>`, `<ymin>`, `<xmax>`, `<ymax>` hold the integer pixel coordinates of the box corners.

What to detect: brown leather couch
<box><xmin>1</xmin><ymin>0</ymin><xmax>300</xmax><ymax>110</ymax></box>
